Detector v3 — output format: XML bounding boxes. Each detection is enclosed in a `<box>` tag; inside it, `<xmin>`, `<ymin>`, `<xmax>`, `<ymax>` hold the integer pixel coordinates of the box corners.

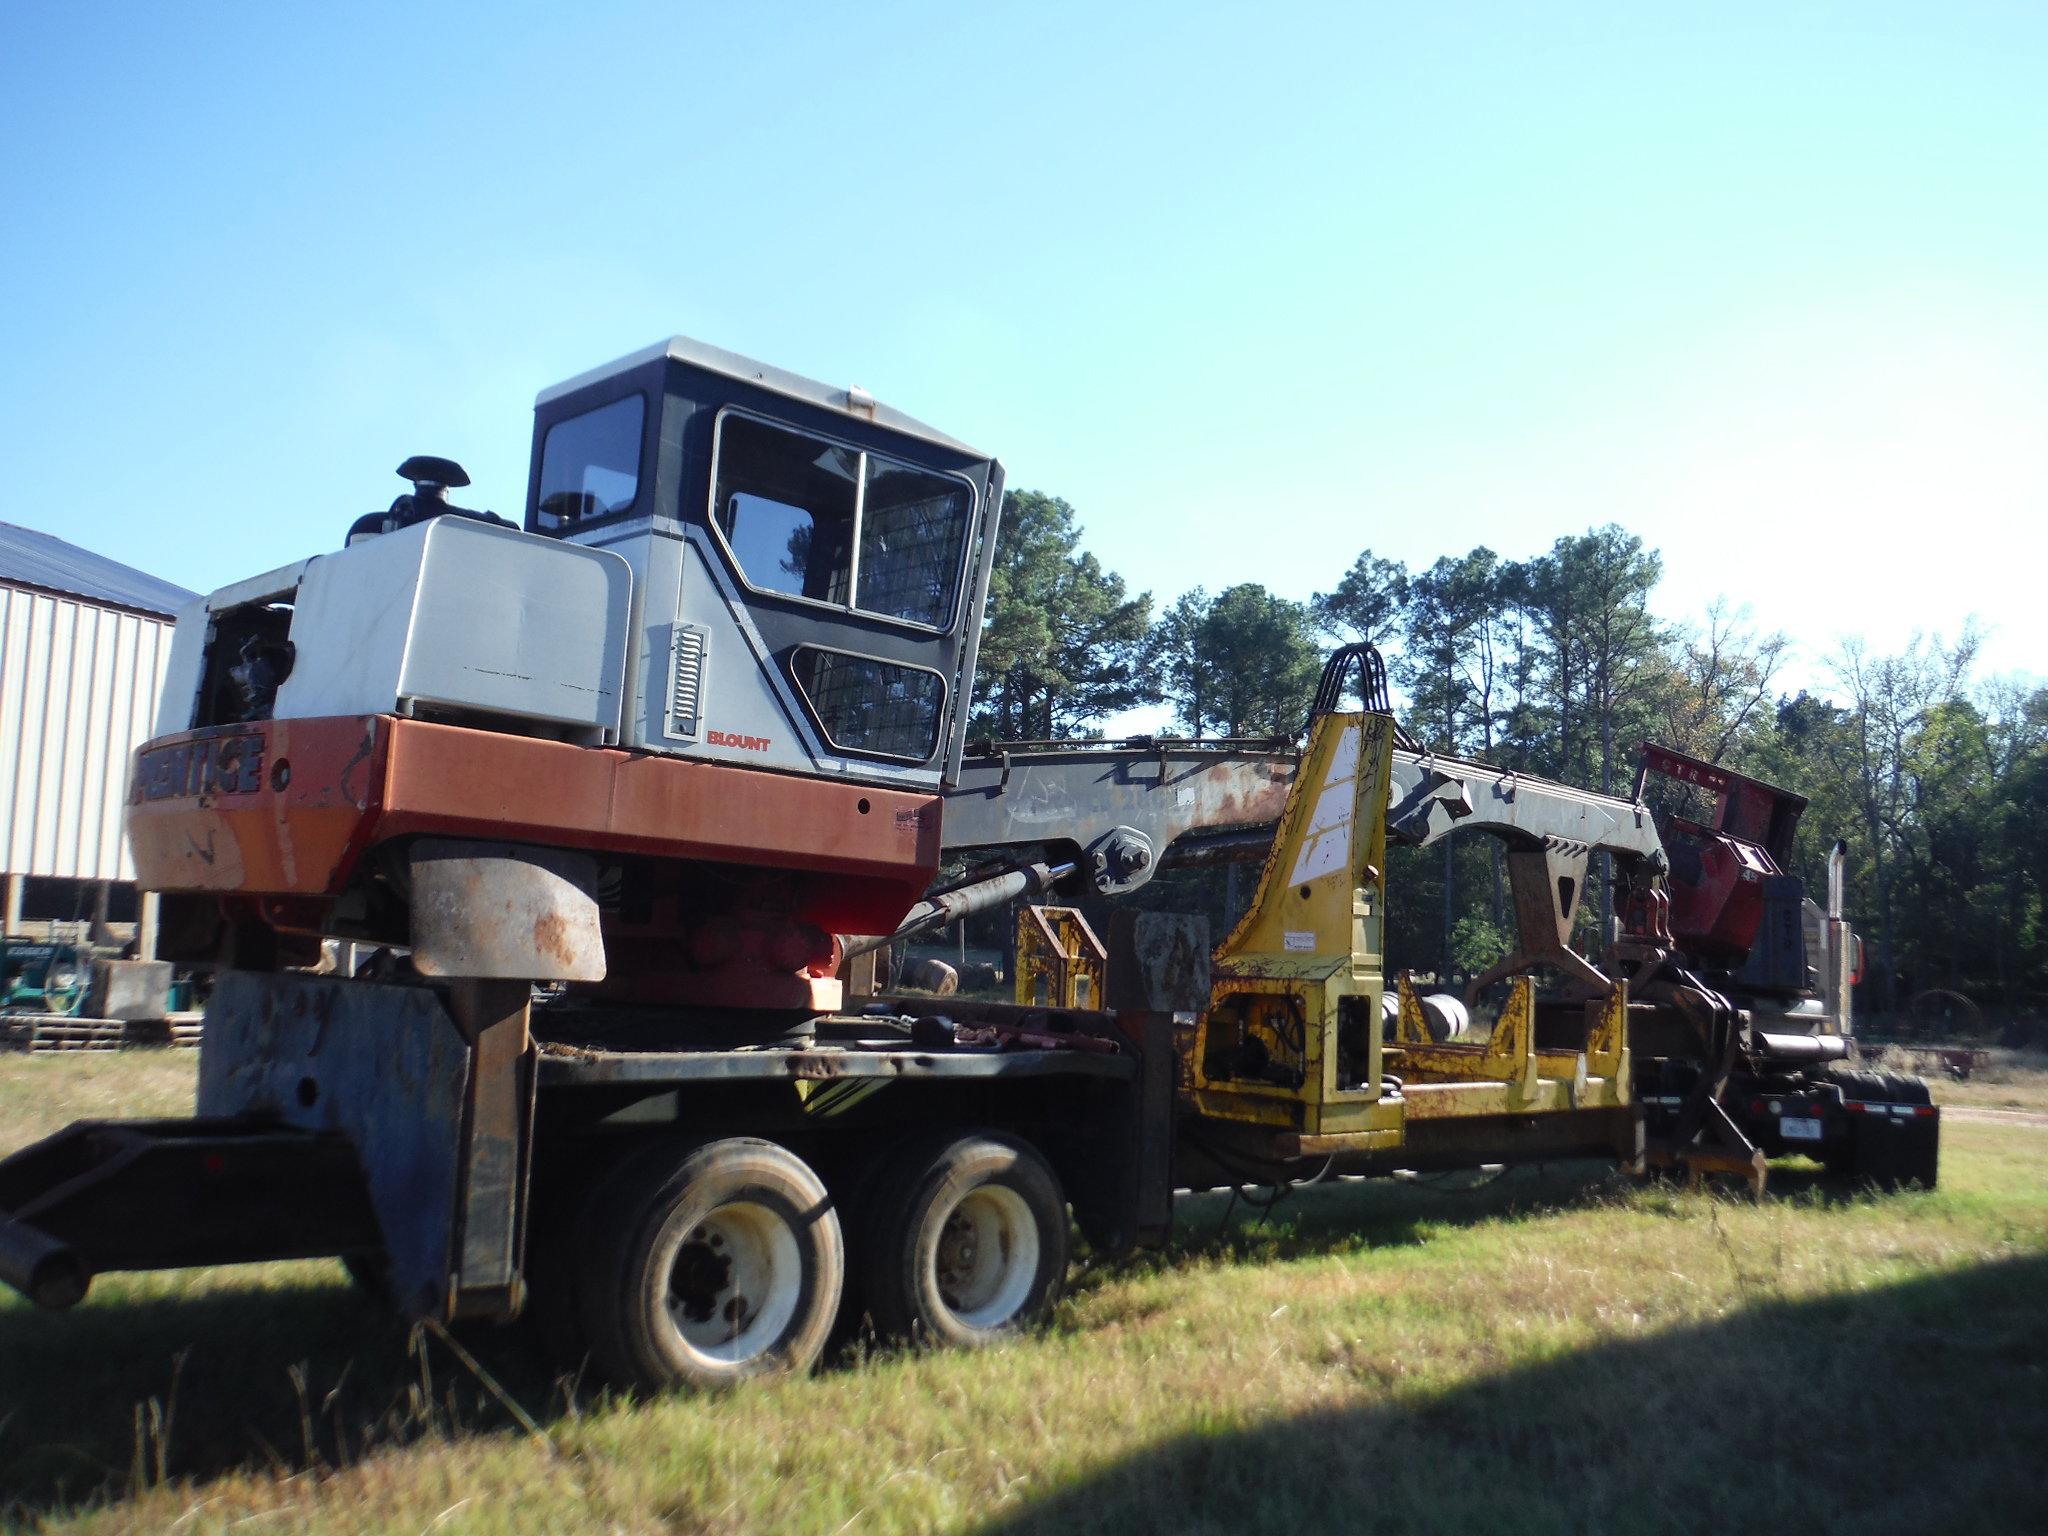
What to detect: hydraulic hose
<box><xmin>841</xmin><ymin>860</ymin><xmax>1077</xmax><ymax>959</ymax></box>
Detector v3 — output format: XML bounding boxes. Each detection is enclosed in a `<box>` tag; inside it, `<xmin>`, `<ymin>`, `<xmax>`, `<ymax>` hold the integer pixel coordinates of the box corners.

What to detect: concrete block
<box><xmin>88</xmin><ymin>958</ymin><xmax>174</xmax><ymax>1021</ymax></box>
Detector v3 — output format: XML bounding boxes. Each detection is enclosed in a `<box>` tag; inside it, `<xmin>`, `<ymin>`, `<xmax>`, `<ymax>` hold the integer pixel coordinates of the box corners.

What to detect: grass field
<box><xmin>1875</xmin><ymin>1045</ymin><xmax>2048</xmax><ymax>1116</ymax></box>
<box><xmin>2</xmin><ymin>1050</ymin><xmax>2045</xmax><ymax>1534</ymax></box>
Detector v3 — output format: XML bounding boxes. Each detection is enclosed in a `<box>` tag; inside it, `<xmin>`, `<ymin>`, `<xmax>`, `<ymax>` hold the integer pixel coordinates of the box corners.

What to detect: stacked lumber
<box><xmin>0</xmin><ymin>1013</ymin><xmax>206</xmax><ymax>1052</ymax></box>
<box><xmin>0</xmin><ymin>1014</ymin><xmax>128</xmax><ymax>1052</ymax></box>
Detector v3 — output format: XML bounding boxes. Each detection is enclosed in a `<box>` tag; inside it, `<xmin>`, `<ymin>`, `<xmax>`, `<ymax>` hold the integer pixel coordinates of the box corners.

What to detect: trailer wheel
<box><xmin>1878</xmin><ymin>1071</ymin><xmax>1932</xmax><ymax>1106</ymax></box>
<box><xmin>578</xmin><ymin>1138</ymin><xmax>843</xmax><ymax>1392</ymax></box>
<box><xmin>863</xmin><ymin>1132</ymin><xmax>1067</xmax><ymax>1348</ymax></box>
<box><xmin>1822</xmin><ymin>1069</ymin><xmax>1939</xmax><ymax>1190</ymax></box>
<box><xmin>1828</xmin><ymin>1067</ymin><xmax>1889</xmax><ymax>1103</ymax></box>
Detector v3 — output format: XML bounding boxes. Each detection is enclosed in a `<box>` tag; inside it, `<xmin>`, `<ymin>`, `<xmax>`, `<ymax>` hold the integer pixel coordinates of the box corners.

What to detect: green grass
<box><xmin>0</xmin><ymin>1050</ymin><xmax>198</xmax><ymax>1149</ymax></box>
<box><xmin>2</xmin><ymin>1053</ymin><xmax>2044</xmax><ymax>1533</ymax></box>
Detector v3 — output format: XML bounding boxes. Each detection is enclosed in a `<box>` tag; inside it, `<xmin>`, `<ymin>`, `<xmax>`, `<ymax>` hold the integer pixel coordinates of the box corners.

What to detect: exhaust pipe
<box><xmin>0</xmin><ymin>1214</ymin><xmax>88</xmax><ymax>1310</ymax></box>
<box><xmin>1754</xmin><ymin>1030</ymin><xmax>1851</xmax><ymax>1065</ymax></box>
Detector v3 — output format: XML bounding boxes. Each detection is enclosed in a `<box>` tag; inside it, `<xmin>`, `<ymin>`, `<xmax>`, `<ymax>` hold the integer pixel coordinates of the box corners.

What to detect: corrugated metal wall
<box><xmin>0</xmin><ymin>581</ymin><xmax>174</xmax><ymax>882</ymax></box>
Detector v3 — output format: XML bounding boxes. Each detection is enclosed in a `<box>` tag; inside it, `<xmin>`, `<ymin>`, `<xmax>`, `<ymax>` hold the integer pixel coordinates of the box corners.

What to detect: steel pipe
<box><xmin>1753</xmin><ymin>1030</ymin><xmax>1852</xmax><ymax>1064</ymax></box>
<box><xmin>0</xmin><ymin>1214</ymin><xmax>88</xmax><ymax>1310</ymax></box>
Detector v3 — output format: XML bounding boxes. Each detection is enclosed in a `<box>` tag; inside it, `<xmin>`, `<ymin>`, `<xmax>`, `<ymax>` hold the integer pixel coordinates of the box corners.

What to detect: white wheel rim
<box><xmin>929</xmin><ymin>1185</ymin><xmax>1038</xmax><ymax>1331</ymax></box>
<box><xmin>665</xmin><ymin>1201</ymin><xmax>803</xmax><ymax>1366</ymax></box>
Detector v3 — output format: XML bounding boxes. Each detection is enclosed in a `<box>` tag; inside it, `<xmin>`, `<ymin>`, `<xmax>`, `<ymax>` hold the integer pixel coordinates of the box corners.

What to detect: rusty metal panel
<box><xmin>409</xmin><ymin>840</ymin><xmax>605</xmax><ymax>981</ymax></box>
<box><xmin>129</xmin><ymin>714</ymin><xmax>942</xmax><ymax>939</ymax></box>
<box><xmin>197</xmin><ymin>970</ymin><xmax>471</xmax><ymax>1320</ymax></box>
<box><xmin>535</xmin><ymin>1042</ymin><xmax>1135</xmax><ymax>1087</ymax></box>
<box><xmin>126</xmin><ymin>715</ymin><xmax>384</xmax><ymax>894</ymax></box>
<box><xmin>387</xmin><ymin>718</ymin><xmax>941</xmax><ymax>933</ymax></box>
<box><xmin>944</xmin><ymin>743</ymin><xmax>1297</xmax><ymax>893</ymax></box>
<box><xmin>444</xmin><ymin>979</ymin><xmax>536</xmax><ymax>1321</ymax></box>
<box><xmin>1</xmin><ymin>582</ymin><xmax>175</xmax><ymax>882</ymax></box>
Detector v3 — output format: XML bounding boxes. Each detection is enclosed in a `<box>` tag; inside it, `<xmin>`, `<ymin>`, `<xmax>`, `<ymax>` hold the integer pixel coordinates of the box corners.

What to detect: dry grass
<box><xmin>0</xmin><ymin>1050</ymin><xmax>198</xmax><ymax>1153</ymax></box>
<box><xmin>1872</xmin><ymin>1045</ymin><xmax>2048</xmax><ymax>1115</ymax></box>
<box><xmin>1</xmin><ymin>1053</ymin><xmax>2044</xmax><ymax>1534</ymax></box>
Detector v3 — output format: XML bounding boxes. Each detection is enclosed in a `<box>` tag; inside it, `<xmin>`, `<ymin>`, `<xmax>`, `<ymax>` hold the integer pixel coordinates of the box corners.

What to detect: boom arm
<box><xmin>942</xmin><ymin>730</ymin><xmax>1668</xmax><ymax>994</ymax></box>
<box><xmin>1385</xmin><ymin>746</ymin><xmax>1667</xmax><ymax>997</ymax></box>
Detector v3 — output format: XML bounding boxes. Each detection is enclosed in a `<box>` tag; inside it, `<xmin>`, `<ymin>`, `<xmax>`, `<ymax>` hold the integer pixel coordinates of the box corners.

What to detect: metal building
<box><xmin>0</xmin><ymin>519</ymin><xmax>194</xmax><ymax>944</ymax></box>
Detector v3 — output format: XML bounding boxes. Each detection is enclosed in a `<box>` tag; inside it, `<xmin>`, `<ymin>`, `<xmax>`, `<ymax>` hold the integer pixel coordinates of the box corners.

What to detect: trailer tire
<box><xmin>1827</xmin><ymin>1067</ymin><xmax>1890</xmax><ymax>1104</ymax></box>
<box><xmin>527</xmin><ymin>1142</ymin><xmax>692</xmax><ymax>1374</ymax></box>
<box><xmin>1821</xmin><ymin>1070</ymin><xmax>1940</xmax><ymax>1190</ymax></box>
<box><xmin>577</xmin><ymin>1138</ymin><xmax>843</xmax><ymax>1393</ymax></box>
<box><xmin>863</xmin><ymin>1132</ymin><xmax>1067</xmax><ymax>1349</ymax></box>
<box><xmin>1879</xmin><ymin>1071</ymin><xmax>1932</xmax><ymax>1106</ymax></box>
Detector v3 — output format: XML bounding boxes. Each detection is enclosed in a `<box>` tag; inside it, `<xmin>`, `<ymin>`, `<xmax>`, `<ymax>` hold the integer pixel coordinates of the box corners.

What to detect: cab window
<box><xmin>789</xmin><ymin>647</ymin><xmax>947</xmax><ymax>761</ymax></box>
<box><xmin>858</xmin><ymin>458</ymin><xmax>972</xmax><ymax>627</ymax></box>
<box><xmin>715</xmin><ymin>417</ymin><xmax>860</xmax><ymax>604</ymax></box>
<box><xmin>712</xmin><ymin>411</ymin><xmax>972</xmax><ymax>630</ymax></box>
<box><xmin>537</xmin><ymin>395</ymin><xmax>645</xmax><ymax>530</ymax></box>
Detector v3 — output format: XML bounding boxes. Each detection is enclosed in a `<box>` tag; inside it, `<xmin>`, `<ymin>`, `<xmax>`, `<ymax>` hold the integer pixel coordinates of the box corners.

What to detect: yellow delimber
<box><xmin>1188</xmin><ymin>711</ymin><xmax>1404</xmax><ymax>1148</ymax></box>
<box><xmin>1186</xmin><ymin>710</ymin><xmax>1631</xmax><ymax>1150</ymax></box>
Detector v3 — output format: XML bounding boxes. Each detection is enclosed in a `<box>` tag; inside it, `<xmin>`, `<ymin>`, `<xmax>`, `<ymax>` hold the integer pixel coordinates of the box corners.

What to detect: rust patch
<box><xmin>532</xmin><ymin>911</ymin><xmax>574</xmax><ymax>969</ymax></box>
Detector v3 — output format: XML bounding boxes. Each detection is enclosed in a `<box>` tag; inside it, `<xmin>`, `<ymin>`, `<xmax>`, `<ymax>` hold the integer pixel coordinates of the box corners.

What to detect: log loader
<box><xmin>0</xmin><ymin>336</ymin><xmax>1934</xmax><ymax>1390</ymax></box>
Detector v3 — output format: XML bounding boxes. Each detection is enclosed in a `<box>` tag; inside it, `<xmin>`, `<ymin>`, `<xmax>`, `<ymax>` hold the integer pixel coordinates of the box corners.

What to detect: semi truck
<box><xmin>0</xmin><ymin>336</ymin><xmax>1934</xmax><ymax>1391</ymax></box>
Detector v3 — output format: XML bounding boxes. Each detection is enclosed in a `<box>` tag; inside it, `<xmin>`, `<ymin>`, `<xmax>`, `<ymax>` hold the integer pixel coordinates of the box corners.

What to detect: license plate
<box><xmin>1780</xmin><ymin>1116</ymin><xmax>1824</xmax><ymax>1142</ymax></box>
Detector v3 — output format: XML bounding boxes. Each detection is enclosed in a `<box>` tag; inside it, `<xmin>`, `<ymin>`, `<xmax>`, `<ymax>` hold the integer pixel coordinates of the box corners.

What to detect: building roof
<box><xmin>0</xmin><ymin>519</ymin><xmax>195</xmax><ymax>618</ymax></box>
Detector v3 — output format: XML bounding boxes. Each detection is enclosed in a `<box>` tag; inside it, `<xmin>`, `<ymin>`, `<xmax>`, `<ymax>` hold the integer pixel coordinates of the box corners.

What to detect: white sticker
<box><xmin>1287</xmin><ymin>724</ymin><xmax>1360</xmax><ymax>887</ymax></box>
<box><xmin>1284</xmin><ymin>931</ymin><xmax>1317</xmax><ymax>952</ymax></box>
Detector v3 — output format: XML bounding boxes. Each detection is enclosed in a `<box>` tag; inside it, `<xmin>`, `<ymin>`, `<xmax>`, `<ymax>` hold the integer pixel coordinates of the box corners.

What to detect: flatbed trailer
<box><xmin>0</xmin><ymin>713</ymin><xmax>1644</xmax><ymax>1387</ymax></box>
<box><xmin>0</xmin><ymin>334</ymin><xmax>1931</xmax><ymax>1391</ymax></box>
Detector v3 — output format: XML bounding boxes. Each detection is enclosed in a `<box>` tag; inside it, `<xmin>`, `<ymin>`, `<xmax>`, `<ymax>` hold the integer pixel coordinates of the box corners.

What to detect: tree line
<box><xmin>969</xmin><ymin>490</ymin><xmax>2048</xmax><ymax>1021</ymax></box>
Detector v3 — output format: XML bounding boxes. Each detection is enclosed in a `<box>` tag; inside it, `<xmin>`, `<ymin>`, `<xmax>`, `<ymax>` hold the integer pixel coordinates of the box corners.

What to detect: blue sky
<box><xmin>3</xmin><ymin>1</ymin><xmax>2043</xmax><ymax>697</ymax></box>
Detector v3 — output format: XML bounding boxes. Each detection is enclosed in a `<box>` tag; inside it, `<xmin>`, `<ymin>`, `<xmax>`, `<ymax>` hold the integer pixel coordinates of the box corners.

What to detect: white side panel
<box><xmin>271</xmin><ymin>534</ymin><xmax>427</xmax><ymax>724</ymax></box>
<box><xmin>0</xmin><ymin>588</ymin><xmax>31</xmax><ymax>872</ymax></box>
<box><xmin>32</xmin><ymin>597</ymin><xmax>74</xmax><ymax>877</ymax></box>
<box><xmin>152</xmin><ymin>598</ymin><xmax>208</xmax><ymax>735</ymax></box>
<box><xmin>0</xmin><ymin>582</ymin><xmax>178</xmax><ymax>882</ymax></box>
<box><xmin>273</xmin><ymin>519</ymin><xmax>633</xmax><ymax>741</ymax></box>
<box><xmin>597</xmin><ymin>527</ymin><xmax>938</xmax><ymax>791</ymax></box>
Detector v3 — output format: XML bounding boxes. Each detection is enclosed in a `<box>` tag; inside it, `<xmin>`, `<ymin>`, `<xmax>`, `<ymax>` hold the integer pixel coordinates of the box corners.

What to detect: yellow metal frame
<box><xmin>1015</xmin><ymin>905</ymin><xmax>1108</xmax><ymax>1010</ymax></box>
<box><xmin>1184</xmin><ymin>711</ymin><xmax>1631</xmax><ymax>1152</ymax></box>
<box><xmin>1386</xmin><ymin>974</ymin><xmax>1631</xmax><ymax>1119</ymax></box>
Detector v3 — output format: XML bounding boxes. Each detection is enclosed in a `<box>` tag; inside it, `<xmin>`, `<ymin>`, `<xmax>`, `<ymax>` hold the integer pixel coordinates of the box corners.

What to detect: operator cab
<box><xmin>527</xmin><ymin>336</ymin><xmax>1004</xmax><ymax>789</ymax></box>
<box><xmin>157</xmin><ymin>337</ymin><xmax>999</xmax><ymax>796</ymax></box>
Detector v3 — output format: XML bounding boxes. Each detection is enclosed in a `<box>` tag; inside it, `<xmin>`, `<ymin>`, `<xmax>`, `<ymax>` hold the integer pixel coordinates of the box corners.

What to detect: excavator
<box><xmin>0</xmin><ymin>335</ymin><xmax>1935</xmax><ymax>1391</ymax></box>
